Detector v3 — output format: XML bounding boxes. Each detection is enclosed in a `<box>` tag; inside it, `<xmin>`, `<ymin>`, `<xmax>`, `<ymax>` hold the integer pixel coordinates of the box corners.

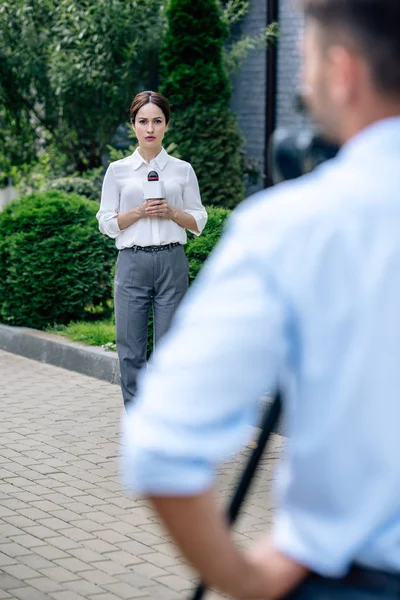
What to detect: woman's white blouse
<box><xmin>96</xmin><ymin>148</ymin><xmax>208</xmax><ymax>249</ymax></box>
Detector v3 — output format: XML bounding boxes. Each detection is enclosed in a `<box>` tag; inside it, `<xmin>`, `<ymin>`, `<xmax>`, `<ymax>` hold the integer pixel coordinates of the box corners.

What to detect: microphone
<box><xmin>143</xmin><ymin>170</ymin><xmax>165</xmax><ymax>200</ymax></box>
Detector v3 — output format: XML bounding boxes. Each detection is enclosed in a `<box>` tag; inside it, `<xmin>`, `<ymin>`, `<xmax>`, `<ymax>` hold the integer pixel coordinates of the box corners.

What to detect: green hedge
<box><xmin>166</xmin><ymin>104</ymin><xmax>246</xmax><ymax>208</ymax></box>
<box><xmin>42</xmin><ymin>177</ymin><xmax>100</xmax><ymax>201</ymax></box>
<box><xmin>186</xmin><ymin>206</ymin><xmax>231</xmax><ymax>282</ymax></box>
<box><xmin>0</xmin><ymin>191</ymin><xmax>116</xmax><ymax>329</ymax></box>
<box><xmin>0</xmin><ymin>195</ymin><xmax>230</xmax><ymax>336</ymax></box>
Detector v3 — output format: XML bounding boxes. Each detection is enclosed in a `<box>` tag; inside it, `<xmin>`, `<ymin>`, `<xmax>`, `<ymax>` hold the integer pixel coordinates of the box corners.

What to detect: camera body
<box><xmin>268</xmin><ymin>96</ymin><xmax>339</xmax><ymax>184</ymax></box>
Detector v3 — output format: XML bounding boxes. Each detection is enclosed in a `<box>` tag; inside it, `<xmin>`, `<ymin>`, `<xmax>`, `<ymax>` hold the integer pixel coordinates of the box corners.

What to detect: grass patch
<box><xmin>49</xmin><ymin>320</ymin><xmax>116</xmax><ymax>350</ymax></box>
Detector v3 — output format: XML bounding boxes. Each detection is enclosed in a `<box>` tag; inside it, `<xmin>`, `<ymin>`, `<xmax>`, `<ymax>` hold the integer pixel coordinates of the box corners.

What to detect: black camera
<box><xmin>268</xmin><ymin>95</ymin><xmax>339</xmax><ymax>184</ymax></box>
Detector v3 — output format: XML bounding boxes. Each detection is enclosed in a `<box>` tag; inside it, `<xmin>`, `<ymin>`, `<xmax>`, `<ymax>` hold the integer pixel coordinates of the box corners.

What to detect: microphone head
<box><xmin>148</xmin><ymin>170</ymin><xmax>159</xmax><ymax>182</ymax></box>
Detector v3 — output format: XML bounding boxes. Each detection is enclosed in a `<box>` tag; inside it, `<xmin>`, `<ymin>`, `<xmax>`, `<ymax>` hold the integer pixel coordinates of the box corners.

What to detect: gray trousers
<box><xmin>114</xmin><ymin>244</ymin><xmax>189</xmax><ymax>407</ymax></box>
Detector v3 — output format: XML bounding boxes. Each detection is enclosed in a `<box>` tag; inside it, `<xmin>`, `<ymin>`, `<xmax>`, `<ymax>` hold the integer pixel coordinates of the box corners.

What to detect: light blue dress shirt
<box><xmin>122</xmin><ymin>117</ymin><xmax>400</xmax><ymax>578</ymax></box>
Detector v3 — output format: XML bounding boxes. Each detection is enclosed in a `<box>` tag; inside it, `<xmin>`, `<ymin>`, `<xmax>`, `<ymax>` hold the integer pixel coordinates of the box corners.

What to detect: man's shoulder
<box><xmin>233</xmin><ymin>159</ymin><xmax>345</xmax><ymax>238</ymax></box>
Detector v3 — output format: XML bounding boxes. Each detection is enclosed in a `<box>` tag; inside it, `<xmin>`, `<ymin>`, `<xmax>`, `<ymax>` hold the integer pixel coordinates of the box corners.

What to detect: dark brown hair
<box><xmin>302</xmin><ymin>0</ymin><xmax>400</xmax><ymax>96</ymax></box>
<box><xmin>130</xmin><ymin>91</ymin><xmax>171</xmax><ymax>125</ymax></box>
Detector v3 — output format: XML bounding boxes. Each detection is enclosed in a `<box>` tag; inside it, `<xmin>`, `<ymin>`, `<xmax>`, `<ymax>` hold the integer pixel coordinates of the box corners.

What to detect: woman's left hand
<box><xmin>145</xmin><ymin>199</ymin><xmax>175</xmax><ymax>220</ymax></box>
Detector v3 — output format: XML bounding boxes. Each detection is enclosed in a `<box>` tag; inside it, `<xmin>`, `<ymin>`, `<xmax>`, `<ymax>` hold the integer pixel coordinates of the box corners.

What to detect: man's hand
<box><xmin>145</xmin><ymin>198</ymin><xmax>174</xmax><ymax>219</ymax></box>
<box><xmin>150</xmin><ymin>491</ymin><xmax>308</xmax><ymax>600</ymax></box>
<box><xmin>244</xmin><ymin>534</ymin><xmax>309</xmax><ymax>599</ymax></box>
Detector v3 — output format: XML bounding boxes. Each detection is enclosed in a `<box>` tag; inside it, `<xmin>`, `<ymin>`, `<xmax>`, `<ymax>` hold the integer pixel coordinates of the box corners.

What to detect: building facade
<box><xmin>231</xmin><ymin>0</ymin><xmax>309</xmax><ymax>190</ymax></box>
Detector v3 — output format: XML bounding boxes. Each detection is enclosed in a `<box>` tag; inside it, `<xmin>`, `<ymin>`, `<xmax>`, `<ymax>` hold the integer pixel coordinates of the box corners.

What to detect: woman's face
<box><xmin>133</xmin><ymin>102</ymin><xmax>168</xmax><ymax>151</ymax></box>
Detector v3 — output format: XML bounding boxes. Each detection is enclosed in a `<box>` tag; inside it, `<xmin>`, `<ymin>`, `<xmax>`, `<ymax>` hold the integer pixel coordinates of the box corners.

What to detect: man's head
<box><xmin>301</xmin><ymin>0</ymin><xmax>400</xmax><ymax>143</ymax></box>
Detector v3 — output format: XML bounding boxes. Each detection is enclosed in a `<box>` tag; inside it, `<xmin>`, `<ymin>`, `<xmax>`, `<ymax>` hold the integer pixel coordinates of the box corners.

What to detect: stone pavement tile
<box><xmin>9</xmin><ymin>586</ymin><xmax>52</xmax><ymax>600</ymax></box>
<box><xmin>28</xmin><ymin>576</ymin><xmax>65</xmax><ymax>594</ymax></box>
<box><xmin>87</xmin><ymin>560</ymin><xmax>131</xmax><ymax>576</ymax></box>
<box><xmin>124</xmin><ymin>530</ymin><xmax>159</xmax><ymax>547</ymax></box>
<box><xmin>115</xmin><ymin>571</ymin><xmax>153</xmax><ymax>588</ymax></box>
<box><xmin>66</xmin><ymin>547</ymin><xmax>105</xmax><ymax>564</ymax></box>
<box><xmin>101</xmin><ymin>550</ymin><xmax>145</xmax><ymax>567</ymax></box>
<box><xmin>0</xmin><ymin>542</ymin><xmax>32</xmax><ymax>558</ymax></box>
<box><xmin>4</xmin><ymin>515</ymin><xmax>41</xmax><ymax>529</ymax></box>
<box><xmin>49</xmin><ymin>591</ymin><xmax>87</xmax><ymax>600</ymax></box>
<box><xmin>166</xmin><ymin>562</ymin><xmax>197</xmax><ymax>581</ymax></box>
<box><xmin>65</xmin><ymin>579</ymin><xmax>105</xmax><ymax>597</ymax></box>
<box><xmin>37</xmin><ymin>518</ymin><xmax>74</xmax><ymax>532</ymax></box>
<box><xmin>0</xmin><ymin>523</ymin><xmax>27</xmax><ymax>539</ymax></box>
<box><xmin>103</xmin><ymin>582</ymin><xmax>149</xmax><ymax>599</ymax></box>
<box><xmin>82</xmin><ymin>511</ymin><xmax>118</xmax><ymax>526</ymax></box>
<box><xmin>83</xmin><ymin>539</ymin><xmax>117</xmax><ymax>554</ymax></box>
<box><xmin>59</xmin><ymin>528</ymin><xmax>96</xmax><ymax>543</ymax></box>
<box><xmin>132</xmin><ymin>561</ymin><xmax>169</xmax><ymax>579</ymax></box>
<box><xmin>54</xmin><ymin>557</ymin><xmax>92</xmax><ymax>573</ymax></box>
<box><xmin>154</xmin><ymin>573</ymin><xmax>194</xmax><ymax>592</ymax></box>
<box><xmin>39</xmin><ymin>567</ymin><xmax>81</xmax><ymax>584</ymax></box>
<box><xmin>67</xmin><ymin>520</ymin><xmax>107</xmax><ymax>535</ymax></box>
<box><xmin>0</xmin><ymin>563</ymin><xmax>40</xmax><ymax>580</ymax></box>
<box><xmin>33</xmin><ymin>546</ymin><xmax>71</xmax><ymax>562</ymax></box>
<box><xmin>79</xmin><ymin>569</ymin><xmax>118</xmax><ymax>586</ymax></box>
<box><xmin>0</xmin><ymin>555</ymin><xmax>16</xmax><ymax>568</ymax></box>
<box><xmin>0</xmin><ymin>572</ymin><xmax>26</xmax><ymax>590</ymax></box>
<box><xmin>143</xmin><ymin>551</ymin><xmax>181</xmax><ymax>568</ymax></box>
<box><xmin>114</xmin><ymin>538</ymin><xmax>153</xmax><ymax>555</ymax></box>
<box><xmin>87</xmin><ymin>594</ymin><xmax>123</xmax><ymax>600</ymax></box>
<box><xmin>19</xmin><ymin>554</ymin><xmax>55</xmax><ymax>571</ymax></box>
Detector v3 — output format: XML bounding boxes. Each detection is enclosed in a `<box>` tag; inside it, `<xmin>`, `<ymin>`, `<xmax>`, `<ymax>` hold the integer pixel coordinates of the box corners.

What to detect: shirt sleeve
<box><xmin>96</xmin><ymin>164</ymin><xmax>121</xmax><ymax>238</ymax></box>
<box><xmin>122</xmin><ymin>209</ymin><xmax>287</xmax><ymax>495</ymax></box>
<box><xmin>182</xmin><ymin>164</ymin><xmax>208</xmax><ymax>236</ymax></box>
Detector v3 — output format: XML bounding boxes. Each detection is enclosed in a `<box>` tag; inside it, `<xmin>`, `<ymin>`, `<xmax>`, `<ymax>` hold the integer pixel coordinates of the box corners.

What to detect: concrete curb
<box><xmin>0</xmin><ymin>324</ymin><xmax>120</xmax><ymax>385</ymax></box>
<box><xmin>0</xmin><ymin>323</ymin><xmax>283</xmax><ymax>434</ymax></box>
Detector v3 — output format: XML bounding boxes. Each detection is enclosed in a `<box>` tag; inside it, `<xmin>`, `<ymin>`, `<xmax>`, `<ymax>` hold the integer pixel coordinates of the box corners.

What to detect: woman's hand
<box><xmin>145</xmin><ymin>198</ymin><xmax>175</xmax><ymax>220</ymax></box>
<box><xmin>117</xmin><ymin>201</ymin><xmax>148</xmax><ymax>230</ymax></box>
<box><xmin>137</xmin><ymin>200</ymin><xmax>149</xmax><ymax>219</ymax></box>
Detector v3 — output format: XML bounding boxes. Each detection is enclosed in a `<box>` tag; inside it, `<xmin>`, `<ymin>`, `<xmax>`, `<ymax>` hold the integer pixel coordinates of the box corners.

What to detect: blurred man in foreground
<box><xmin>123</xmin><ymin>0</ymin><xmax>400</xmax><ymax>598</ymax></box>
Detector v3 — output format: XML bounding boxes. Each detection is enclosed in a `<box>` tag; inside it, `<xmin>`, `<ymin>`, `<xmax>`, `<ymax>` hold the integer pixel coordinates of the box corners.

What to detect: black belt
<box><xmin>131</xmin><ymin>242</ymin><xmax>181</xmax><ymax>253</ymax></box>
<box><xmin>310</xmin><ymin>565</ymin><xmax>400</xmax><ymax>595</ymax></box>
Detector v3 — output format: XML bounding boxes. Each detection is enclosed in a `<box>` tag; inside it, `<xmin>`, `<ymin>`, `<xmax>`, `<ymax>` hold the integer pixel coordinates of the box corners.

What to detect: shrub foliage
<box><xmin>0</xmin><ymin>191</ymin><xmax>116</xmax><ymax>329</ymax></box>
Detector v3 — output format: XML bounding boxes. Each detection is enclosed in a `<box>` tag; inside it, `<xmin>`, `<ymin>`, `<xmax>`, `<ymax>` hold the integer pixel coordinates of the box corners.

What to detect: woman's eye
<box><xmin>139</xmin><ymin>120</ymin><xmax>146</xmax><ymax>124</ymax></box>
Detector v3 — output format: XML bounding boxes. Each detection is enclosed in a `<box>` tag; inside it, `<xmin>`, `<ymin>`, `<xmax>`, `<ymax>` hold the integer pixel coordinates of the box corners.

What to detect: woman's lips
<box><xmin>145</xmin><ymin>136</ymin><xmax>156</xmax><ymax>141</ymax></box>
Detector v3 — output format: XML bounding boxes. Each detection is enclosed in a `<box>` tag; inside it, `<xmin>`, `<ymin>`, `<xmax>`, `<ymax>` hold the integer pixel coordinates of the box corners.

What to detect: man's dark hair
<box><xmin>302</xmin><ymin>0</ymin><xmax>400</xmax><ymax>96</ymax></box>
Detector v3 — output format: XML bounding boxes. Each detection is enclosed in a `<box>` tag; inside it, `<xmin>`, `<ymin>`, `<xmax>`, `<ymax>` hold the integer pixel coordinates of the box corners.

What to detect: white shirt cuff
<box><xmin>99</xmin><ymin>214</ymin><xmax>121</xmax><ymax>238</ymax></box>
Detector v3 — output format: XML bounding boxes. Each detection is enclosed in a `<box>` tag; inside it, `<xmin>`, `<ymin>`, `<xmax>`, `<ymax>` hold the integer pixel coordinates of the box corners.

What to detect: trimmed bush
<box><xmin>160</xmin><ymin>0</ymin><xmax>246</xmax><ymax>208</ymax></box>
<box><xmin>166</xmin><ymin>104</ymin><xmax>246</xmax><ymax>209</ymax></box>
<box><xmin>186</xmin><ymin>206</ymin><xmax>231</xmax><ymax>282</ymax></box>
<box><xmin>0</xmin><ymin>191</ymin><xmax>116</xmax><ymax>329</ymax></box>
<box><xmin>42</xmin><ymin>177</ymin><xmax>100</xmax><ymax>201</ymax></box>
<box><xmin>160</xmin><ymin>0</ymin><xmax>231</xmax><ymax>108</ymax></box>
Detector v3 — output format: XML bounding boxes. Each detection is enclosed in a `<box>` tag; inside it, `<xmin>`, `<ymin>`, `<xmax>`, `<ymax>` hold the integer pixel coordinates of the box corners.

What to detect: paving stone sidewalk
<box><xmin>0</xmin><ymin>350</ymin><xmax>284</xmax><ymax>600</ymax></box>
